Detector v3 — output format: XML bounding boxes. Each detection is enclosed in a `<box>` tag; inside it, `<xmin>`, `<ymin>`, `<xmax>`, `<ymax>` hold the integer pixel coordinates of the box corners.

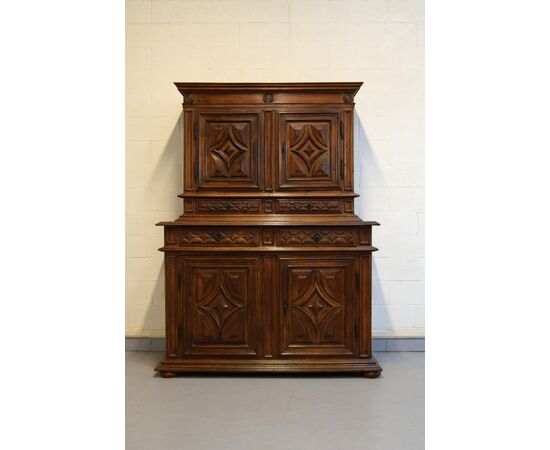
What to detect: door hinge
<box><xmin>340</xmin><ymin>160</ymin><xmax>345</xmax><ymax>178</ymax></box>
<box><xmin>339</xmin><ymin>120</ymin><xmax>344</xmax><ymax>139</ymax></box>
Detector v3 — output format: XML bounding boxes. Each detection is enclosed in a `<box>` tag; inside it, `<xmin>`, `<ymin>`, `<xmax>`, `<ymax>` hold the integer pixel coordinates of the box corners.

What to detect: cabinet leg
<box><xmin>159</xmin><ymin>371</ymin><xmax>178</xmax><ymax>378</ymax></box>
<box><xmin>362</xmin><ymin>370</ymin><xmax>381</xmax><ymax>379</ymax></box>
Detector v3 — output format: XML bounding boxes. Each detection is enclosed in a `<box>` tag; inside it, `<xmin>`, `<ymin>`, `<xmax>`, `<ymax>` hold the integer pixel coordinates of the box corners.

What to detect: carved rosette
<box><xmin>183</xmin><ymin>93</ymin><xmax>194</xmax><ymax>104</ymax></box>
<box><xmin>263</xmin><ymin>93</ymin><xmax>273</xmax><ymax>103</ymax></box>
<box><xmin>343</xmin><ymin>93</ymin><xmax>354</xmax><ymax>104</ymax></box>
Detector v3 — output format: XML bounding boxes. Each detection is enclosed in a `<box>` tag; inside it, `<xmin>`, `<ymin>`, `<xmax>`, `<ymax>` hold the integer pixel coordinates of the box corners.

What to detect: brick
<box><xmin>388</xmin><ymin>235</ymin><xmax>424</xmax><ymax>258</ymax></box>
<box><xmin>126</xmin><ymin>188</ymin><xmax>153</xmax><ymax>213</ymax></box>
<box><xmin>182</xmin><ymin>23</ymin><xmax>239</xmax><ymax>46</ymax></box>
<box><xmin>151</xmin><ymin>1</ymin><xmax>188</xmax><ymax>23</ymax></box>
<box><xmin>150</xmin><ymin>141</ymin><xmax>183</xmax><ymax>187</ymax></box>
<box><xmin>388</xmin><ymin>162</ymin><xmax>424</xmax><ymax>186</ymax></box>
<box><xmin>290</xmin><ymin>45</ymin><xmax>329</xmax><ymax>69</ymax></box>
<box><xmin>416</xmin><ymin>258</ymin><xmax>424</xmax><ymax>280</ymax></box>
<box><xmin>389</xmin><ymin>0</ymin><xmax>424</xmax><ymax>22</ymax></box>
<box><xmin>389</xmin><ymin>139</ymin><xmax>424</xmax><ymax>164</ymax></box>
<box><xmin>372</xmin><ymin>278</ymin><xmax>389</xmax><ymax>304</ymax></box>
<box><xmin>388</xmin><ymin>281</ymin><xmax>424</xmax><ymax>304</ymax></box>
<box><xmin>126</xmin><ymin>141</ymin><xmax>152</xmax><ymax>166</ymax></box>
<box><xmin>389</xmin><ymin>187</ymin><xmax>424</xmax><ymax>210</ymax></box>
<box><xmin>126</xmin><ymin>47</ymin><xmax>152</xmax><ymax>70</ymax></box>
<box><xmin>126</xmin><ymin>24</ymin><xmax>180</xmax><ymax>46</ymax></box>
<box><xmin>152</xmin><ymin>187</ymin><xmax>181</xmax><ymax>212</ymax></box>
<box><xmin>373</xmin><ymin>257</ymin><xmax>417</xmax><ymax>281</ymax></box>
<box><xmin>126</xmin><ymin>117</ymin><xmax>178</xmax><ymax>141</ymax></box>
<box><xmin>385</xmin><ymin>211</ymin><xmax>418</xmax><ymax>234</ymax></box>
<box><xmin>126</xmin><ymin>92</ymin><xmax>151</xmax><ymax>117</ymax></box>
<box><xmin>290</xmin><ymin>0</ymin><xmax>330</xmax><ymax>22</ymax></box>
<box><xmin>270</xmin><ymin>0</ymin><xmax>289</xmax><ymax>22</ymax></box>
<box><xmin>126</xmin><ymin>258</ymin><xmax>163</xmax><ymax>282</ymax></box>
<box><xmin>187</xmin><ymin>1</ymin><xmax>270</xmax><ymax>23</ymax></box>
<box><xmin>126</xmin><ymin>1</ymin><xmax>151</xmax><ymax>24</ymax></box>
<box><xmin>126</xmin><ymin>235</ymin><xmax>153</xmax><ymax>258</ymax></box>
<box><xmin>373</xmin><ymin>304</ymin><xmax>416</xmax><ymax>329</ymax></box>
<box><xmin>414</xmin><ymin>305</ymin><xmax>425</xmax><ymax>327</ymax></box>
<box><xmin>126</xmin><ymin>161</ymin><xmax>154</xmax><ymax>188</ymax></box>
<box><xmin>329</xmin><ymin>0</ymin><xmax>389</xmax><ymax>23</ymax></box>
<box><xmin>151</xmin><ymin>46</ymin><xmax>206</xmax><ymax>69</ymax></box>
<box><xmin>357</xmin><ymin>187</ymin><xmax>390</xmax><ymax>210</ymax></box>
<box><xmin>126</xmin><ymin>212</ymin><xmax>153</xmax><ymax>236</ymax></box>
<box><xmin>240</xmin><ymin>23</ymin><xmax>290</xmax><ymax>45</ymax></box>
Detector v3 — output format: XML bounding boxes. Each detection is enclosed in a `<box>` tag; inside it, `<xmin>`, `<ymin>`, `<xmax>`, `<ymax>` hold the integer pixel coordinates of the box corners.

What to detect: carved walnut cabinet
<box><xmin>156</xmin><ymin>83</ymin><xmax>382</xmax><ymax>378</ymax></box>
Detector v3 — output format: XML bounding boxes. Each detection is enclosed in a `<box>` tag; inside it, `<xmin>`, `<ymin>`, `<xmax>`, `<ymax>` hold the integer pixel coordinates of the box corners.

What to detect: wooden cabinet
<box><xmin>156</xmin><ymin>83</ymin><xmax>382</xmax><ymax>378</ymax></box>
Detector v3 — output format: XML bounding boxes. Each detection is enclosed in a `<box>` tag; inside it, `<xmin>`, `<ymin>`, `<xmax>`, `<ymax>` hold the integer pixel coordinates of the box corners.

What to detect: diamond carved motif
<box><xmin>208</xmin><ymin>124</ymin><xmax>248</xmax><ymax>178</ymax></box>
<box><xmin>290</xmin><ymin>270</ymin><xmax>342</xmax><ymax>343</ymax></box>
<box><xmin>196</xmin><ymin>270</ymin><xmax>246</xmax><ymax>343</ymax></box>
<box><xmin>289</xmin><ymin>124</ymin><xmax>329</xmax><ymax>177</ymax></box>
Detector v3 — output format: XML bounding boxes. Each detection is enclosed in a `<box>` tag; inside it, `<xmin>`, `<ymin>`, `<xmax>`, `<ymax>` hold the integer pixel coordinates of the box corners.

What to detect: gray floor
<box><xmin>126</xmin><ymin>352</ymin><xmax>424</xmax><ymax>450</ymax></box>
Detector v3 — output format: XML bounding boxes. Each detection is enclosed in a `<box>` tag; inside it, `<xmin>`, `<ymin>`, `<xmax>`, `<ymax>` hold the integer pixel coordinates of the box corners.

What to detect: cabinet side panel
<box><xmin>184</xmin><ymin>109</ymin><xmax>195</xmax><ymax>191</ymax></box>
<box><xmin>164</xmin><ymin>253</ymin><xmax>179</xmax><ymax>358</ymax></box>
<box><xmin>344</xmin><ymin>108</ymin><xmax>353</xmax><ymax>191</ymax></box>
<box><xmin>359</xmin><ymin>253</ymin><xmax>373</xmax><ymax>356</ymax></box>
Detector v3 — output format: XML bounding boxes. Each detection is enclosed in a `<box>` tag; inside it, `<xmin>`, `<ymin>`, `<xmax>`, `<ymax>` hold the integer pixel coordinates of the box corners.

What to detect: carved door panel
<box><xmin>279</xmin><ymin>256</ymin><xmax>357</xmax><ymax>356</ymax></box>
<box><xmin>277</xmin><ymin>113</ymin><xmax>341</xmax><ymax>190</ymax></box>
<box><xmin>181</xmin><ymin>257</ymin><xmax>260</xmax><ymax>356</ymax></box>
<box><xmin>197</xmin><ymin>112</ymin><xmax>261</xmax><ymax>190</ymax></box>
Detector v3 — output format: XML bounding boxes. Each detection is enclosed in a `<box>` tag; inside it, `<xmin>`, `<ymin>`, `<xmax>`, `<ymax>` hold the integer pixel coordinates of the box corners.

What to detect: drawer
<box><xmin>195</xmin><ymin>199</ymin><xmax>261</xmax><ymax>213</ymax></box>
<box><xmin>166</xmin><ymin>227</ymin><xmax>260</xmax><ymax>246</ymax></box>
<box><xmin>277</xmin><ymin>228</ymin><xmax>358</xmax><ymax>246</ymax></box>
<box><xmin>276</xmin><ymin>199</ymin><xmax>341</xmax><ymax>213</ymax></box>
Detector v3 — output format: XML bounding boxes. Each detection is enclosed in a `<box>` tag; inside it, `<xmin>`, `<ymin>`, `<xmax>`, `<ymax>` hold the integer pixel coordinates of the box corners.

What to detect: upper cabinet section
<box><xmin>176</xmin><ymin>82</ymin><xmax>361</xmax><ymax>195</ymax></box>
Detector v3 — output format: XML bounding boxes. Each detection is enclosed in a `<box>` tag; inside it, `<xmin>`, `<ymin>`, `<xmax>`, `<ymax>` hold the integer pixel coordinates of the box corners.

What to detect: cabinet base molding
<box><xmin>155</xmin><ymin>356</ymin><xmax>382</xmax><ymax>377</ymax></box>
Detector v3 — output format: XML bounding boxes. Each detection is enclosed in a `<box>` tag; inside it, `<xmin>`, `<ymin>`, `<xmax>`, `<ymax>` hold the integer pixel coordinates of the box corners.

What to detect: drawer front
<box><xmin>196</xmin><ymin>199</ymin><xmax>261</xmax><ymax>213</ymax></box>
<box><xmin>170</xmin><ymin>228</ymin><xmax>260</xmax><ymax>246</ymax></box>
<box><xmin>277</xmin><ymin>228</ymin><xmax>358</xmax><ymax>246</ymax></box>
<box><xmin>276</xmin><ymin>199</ymin><xmax>341</xmax><ymax>213</ymax></box>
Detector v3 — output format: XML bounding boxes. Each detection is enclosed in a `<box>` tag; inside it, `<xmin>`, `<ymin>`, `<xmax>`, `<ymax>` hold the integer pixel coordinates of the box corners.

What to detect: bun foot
<box><xmin>362</xmin><ymin>371</ymin><xmax>381</xmax><ymax>379</ymax></box>
<box><xmin>159</xmin><ymin>371</ymin><xmax>178</xmax><ymax>378</ymax></box>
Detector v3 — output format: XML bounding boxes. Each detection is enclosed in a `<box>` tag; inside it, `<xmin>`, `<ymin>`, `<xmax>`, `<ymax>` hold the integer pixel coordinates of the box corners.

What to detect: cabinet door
<box><xmin>277</xmin><ymin>112</ymin><xmax>341</xmax><ymax>190</ymax></box>
<box><xmin>279</xmin><ymin>256</ymin><xmax>357</xmax><ymax>356</ymax></box>
<box><xmin>181</xmin><ymin>257</ymin><xmax>259</xmax><ymax>356</ymax></box>
<box><xmin>197</xmin><ymin>112</ymin><xmax>261</xmax><ymax>190</ymax></box>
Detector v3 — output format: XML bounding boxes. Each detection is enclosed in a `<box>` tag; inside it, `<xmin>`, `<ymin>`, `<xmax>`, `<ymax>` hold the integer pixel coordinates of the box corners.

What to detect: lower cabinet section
<box><xmin>159</xmin><ymin>252</ymin><xmax>381</xmax><ymax>377</ymax></box>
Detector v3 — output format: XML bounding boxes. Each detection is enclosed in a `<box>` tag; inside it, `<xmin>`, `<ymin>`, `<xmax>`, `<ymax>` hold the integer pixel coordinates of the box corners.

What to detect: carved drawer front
<box><xmin>196</xmin><ymin>199</ymin><xmax>261</xmax><ymax>213</ymax></box>
<box><xmin>276</xmin><ymin>199</ymin><xmax>341</xmax><ymax>213</ymax></box>
<box><xmin>176</xmin><ymin>228</ymin><xmax>260</xmax><ymax>246</ymax></box>
<box><xmin>277</xmin><ymin>228</ymin><xmax>357</xmax><ymax>246</ymax></box>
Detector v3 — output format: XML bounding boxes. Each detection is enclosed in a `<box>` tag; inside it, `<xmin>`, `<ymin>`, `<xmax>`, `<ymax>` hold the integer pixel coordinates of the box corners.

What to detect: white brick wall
<box><xmin>126</xmin><ymin>0</ymin><xmax>425</xmax><ymax>337</ymax></box>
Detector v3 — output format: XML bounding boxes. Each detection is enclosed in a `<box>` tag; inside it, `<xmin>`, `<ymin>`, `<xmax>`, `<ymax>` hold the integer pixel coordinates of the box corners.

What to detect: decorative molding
<box><xmin>126</xmin><ymin>337</ymin><xmax>425</xmax><ymax>352</ymax></box>
<box><xmin>183</xmin><ymin>93</ymin><xmax>194</xmax><ymax>104</ymax></box>
<box><xmin>263</xmin><ymin>93</ymin><xmax>273</xmax><ymax>103</ymax></box>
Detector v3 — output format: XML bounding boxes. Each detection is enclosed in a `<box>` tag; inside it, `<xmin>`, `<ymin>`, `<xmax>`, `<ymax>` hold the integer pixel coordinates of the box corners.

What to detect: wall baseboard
<box><xmin>125</xmin><ymin>337</ymin><xmax>424</xmax><ymax>352</ymax></box>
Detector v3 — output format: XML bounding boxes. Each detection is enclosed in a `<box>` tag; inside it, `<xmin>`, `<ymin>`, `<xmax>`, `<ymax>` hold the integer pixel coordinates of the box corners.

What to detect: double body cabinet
<box><xmin>156</xmin><ymin>83</ymin><xmax>382</xmax><ymax>378</ymax></box>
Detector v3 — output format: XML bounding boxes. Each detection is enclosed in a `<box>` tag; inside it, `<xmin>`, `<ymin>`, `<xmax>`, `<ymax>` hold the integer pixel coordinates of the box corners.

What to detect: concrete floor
<box><xmin>126</xmin><ymin>352</ymin><xmax>424</xmax><ymax>450</ymax></box>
